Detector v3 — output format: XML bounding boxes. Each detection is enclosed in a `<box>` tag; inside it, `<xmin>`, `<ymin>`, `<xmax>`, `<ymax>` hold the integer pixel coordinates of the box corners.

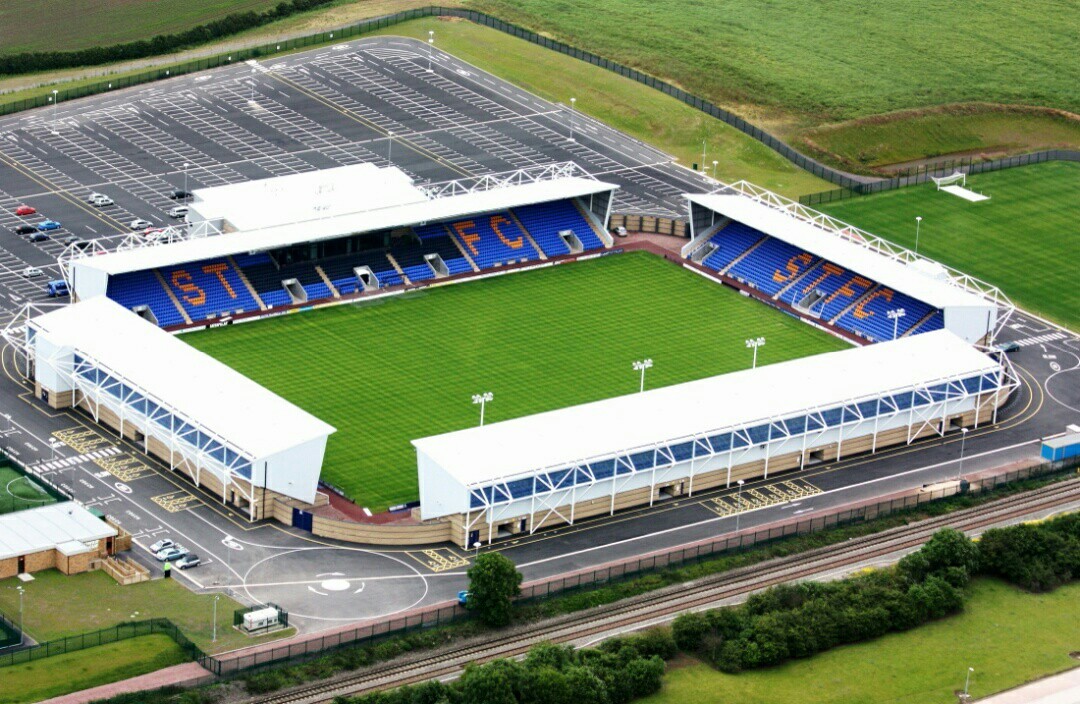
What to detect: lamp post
<box><xmin>745</xmin><ymin>337</ymin><xmax>766</xmax><ymax>369</ymax></box>
<box><xmin>387</xmin><ymin>131</ymin><xmax>394</xmax><ymax>166</ymax></box>
<box><xmin>212</xmin><ymin>595</ymin><xmax>220</xmax><ymax>643</ymax></box>
<box><xmin>701</xmin><ymin>140</ymin><xmax>706</xmax><ymax>171</ymax></box>
<box><xmin>249</xmin><ymin>68</ymin><xmax>256</xmax><ymax>104</ymax></box>
<box><xmin>632</xmin><ymin>358</ymin><xmax>653</xmax><ymax>393</ymax></box>
<box><xmin>735</xmin><ymin>479</ymin><xmax>745</xmax><ymax>532</ymax></box>
<box><xmin>712</xmin><ymin>160</ymin><xmax>718</xmax><ymax>179</ymax></box>
<box><xmin>887</xmin><ymin>308</ymin><xmax>907</xmax><ymax>340</ymax></box>
<box><xmin>568</xmin><ymin>98</ymin><xmax>576</xmax><ymax>142</ymax></box>
<box><xmin>957</xmin><ymin>427</ymin><xmax>970</xmax><ymax>481</ymax></box>
<box><xmin>473</xmin><ymin>541</ymin><xmax>482</xmax><ymax>559</ymax></box>
<box><xmin>16</xmin><ymin>586</ymin><xmax>24</xmax><ymax>645</ymax></box>
<box><xmin>427</xmin><ymin>31</ymin><xmax>435</xmax><ymax>72</ymax></box>
<box><xmin>51</xmin><ymin>90</ymin><xmax>59</xmax><ymax>133</ymax></box>
<box><xmin>963</xmin><ymin>667</ymin><xmax>974</xmax><ymax>697</ymax></box>
<box><xmin>915</xmin><ymin>216</ymin><xmax>922</xmax><ymax>254</ymax></box>
<box><xmin>472</xmin><ymin>392</ymin><xmax>493</xmax><ymax>426</ymax></box>
<box><xmin>183</xmin><ymin>162</ymin><xmax>189</xmax><ymax>199</ymax></box>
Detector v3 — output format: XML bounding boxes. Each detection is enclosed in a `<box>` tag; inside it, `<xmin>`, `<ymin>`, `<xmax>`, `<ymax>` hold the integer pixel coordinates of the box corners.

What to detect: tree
<box><xmin>466</xmin><ymin>552</ymin><xmax>523</xmax><ymax>627</ymax></box>
<box><xmin>920</xmin><ymin>528</ymin><xmax>980</xmax><ymax>575</ymax></box>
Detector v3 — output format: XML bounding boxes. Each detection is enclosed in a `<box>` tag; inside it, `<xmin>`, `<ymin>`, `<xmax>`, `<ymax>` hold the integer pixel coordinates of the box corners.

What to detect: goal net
<box><xmin>931</xmin><ymin>171</ymin><xmax>966</xmax><ymax>190</ymax></box>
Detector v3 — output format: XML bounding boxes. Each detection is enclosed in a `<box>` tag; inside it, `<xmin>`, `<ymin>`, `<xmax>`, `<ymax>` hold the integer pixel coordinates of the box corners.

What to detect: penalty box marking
<box><xmin>151</xmin><ymin>490</ymin><xmax>203</xmax><ymax>513</ymax></box>
<box><xmin>406</xmin><ymin>548</ymin><xmax>470</xmax><ymax>573</ymax></box>
<box><xmin>52</xmin><ymin>427</ymin><xmax>114</xmax><ymax>454</ymax></box>
<box><xmin>93</xmin><ymin>454</ymin><xmax>155</xmax><ymax>482</ymax></box>
<box><xmin>703</xmin><ymin>478</ymin><xmax>823</xmax><ymax>517</ymax></box>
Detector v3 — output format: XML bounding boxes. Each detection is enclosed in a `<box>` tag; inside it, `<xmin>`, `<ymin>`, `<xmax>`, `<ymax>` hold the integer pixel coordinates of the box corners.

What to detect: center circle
<box><xmin>322</xmin><ymin>579</ymin><xmax>350</xmax><ymax>592</ymax></box>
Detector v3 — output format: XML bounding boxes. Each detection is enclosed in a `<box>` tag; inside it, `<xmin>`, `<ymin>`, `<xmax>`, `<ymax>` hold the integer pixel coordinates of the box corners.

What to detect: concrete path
<box><xmin>37</xmin><ymin>662</ymin><xmax>211</xmax><ymax>704</ymax></box>
<box><xmin>975</xmin><ymin>666</ymin><xmax>1080</xmax><ymax>704</ymax></box>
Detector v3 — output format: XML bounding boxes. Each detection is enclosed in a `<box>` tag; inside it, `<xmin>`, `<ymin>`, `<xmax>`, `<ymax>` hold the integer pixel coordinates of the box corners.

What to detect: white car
<box><xmin>167</xmin><ymin>206</ymin><xmax>189</xmax><ymax>219</ymax></box>
<box><xmin>21</xmin><ymin>266</ymin><xmax>43</xmax><ymax>278</ymax></box>
<box><xmin>88</xmin><ymin>193</ymin><xmax>114</xmax><ymax>207</ymax></box>
<box><xmin>149</xmin><ymin>538</ymin><xmax>175</xmax><ymax>553</ymax></box>
<box><xmin>155</xmin><ymin>546</ymin><xmax>188</xmax><ymax>562</ymax></box>
<box><xmin>129</xmin><ymin>219</ymin><xmax>153</xmax><ymax>230</ymax></box>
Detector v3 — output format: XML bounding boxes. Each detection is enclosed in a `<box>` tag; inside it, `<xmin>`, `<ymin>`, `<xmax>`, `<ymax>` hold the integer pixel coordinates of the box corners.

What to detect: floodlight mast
<box><xmin>887</xmin><ymin>308</ymin><xmax>907</xmax><ymax>340</ymax></box>
<box><xmin>472</xmin><ymin>392</ymin><xmax>494</xmax><ymax>426</ymax></box>
<box><xmin>745</xmin><ymin>337</ymin><xmax>766</xmax><ymax>369</ymax></box>
<box><xmin>632</xmin><ymin>358</ymin><xmax>653</xmax><ymax>393</ymax></box>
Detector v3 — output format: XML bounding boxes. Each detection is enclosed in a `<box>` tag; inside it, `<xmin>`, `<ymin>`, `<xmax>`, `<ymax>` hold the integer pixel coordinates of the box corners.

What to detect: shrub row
<box><xmin>0</xmin><ymin>0</ymin><xmax>337</xmax><ymax>76</ymax></box>
<box><xmin>979</xmin><ymin>512</ymin><xmax>1080</xmax><ymax>591</ymax></box>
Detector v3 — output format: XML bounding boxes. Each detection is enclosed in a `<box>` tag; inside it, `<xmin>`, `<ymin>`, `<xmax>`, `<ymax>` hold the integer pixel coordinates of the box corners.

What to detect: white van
<box><xmin>167</xmin><ymin>206</ymin><xmax>189</xmax><ymax>219</ymax></box>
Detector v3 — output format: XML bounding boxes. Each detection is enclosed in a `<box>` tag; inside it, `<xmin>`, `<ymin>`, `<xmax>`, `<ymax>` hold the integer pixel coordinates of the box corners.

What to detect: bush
<box><xmin>467</xmin><ymin>553</ymin><xmax>523</xmax><ymax>627</ymax></box>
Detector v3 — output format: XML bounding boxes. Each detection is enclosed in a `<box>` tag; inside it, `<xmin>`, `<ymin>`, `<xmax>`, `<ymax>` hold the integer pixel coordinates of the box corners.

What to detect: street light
<box><xmin>568</xmin><ymin>98</ymin><xmax>576</xmax><ymax>142</ymax></box>
<box><xmin>701</xmin><ymin>139</ymin><xmax>706</xmax><ymax>171</ymax></box>
<box><xmin>387</xmin><ymin>131</ymin><xmax>394</xmax><ymax>166</ymax></box>
<box><xmin>632</xmin><ymin>358</ymin><xmax>653</xmax><ymax>393</ymax></box>
<box><xmin>51</xmin><ymin>90</ymin><xmax>59</xmax><ymax>133</ymax></box>
<box><xmin>212</xmin><ymin>595</ymin><xmax>221</xmax><ymax>643</ymax></box>
<box><xmin>957</xmin><ymin>427</ymin><xmax>970</xmax><ymax>481</ymax></box>
<box><xmin>887</xmin><ymin>308</ymin><xmax>907</xmax><ymax>340</ymax></box>
<box><xmin>183</xmin><ymin>162</ymin><xmax>189</xmax><ymax>199</ymax></box>
<box><xmin>915</xmin><ymin>216</ymin><xmax>923</xmax><ymax>254</ymax></box>
<box><xmin>735</xmin><ymin>479</ymin><xmax>745</xmax><ymax>532</ymax></box>
<box><xmin>712</xmin><ymin>160</ymin><xmax>718</xmax><ymax>179</ymax></box>
<box><xmin>427</xmin><ymin>31</ymin><xmax>435</xmax><ymax>72</ymax></box>
<box><xmin>963</xmin><ymin>667</ymin><xmax>974</xmax><ymax>697</ymax></box>
<box><xmin>16</xmin><ymin>586</ymin><xmax>24</xmax><ymax>645</ymax></box>
<box><xmin>745</xmin><ymin>337</ymin><xmax>766</xmax><ymax>369</ymax></box>
<box><xmin>472</xmin><ymin>392</ymin><xmax>493</xmax><ymax>426</ymax></box>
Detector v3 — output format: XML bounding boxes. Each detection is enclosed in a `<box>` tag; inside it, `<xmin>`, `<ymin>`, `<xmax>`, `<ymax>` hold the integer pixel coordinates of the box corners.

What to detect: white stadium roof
<box><xmin>28</xmin><ymin>297</ymin><xmax>335</xmax><ymax>459</ymax></box>
<box><xmin>75</xmin><ymin>166</ymin><xmax>616</xmax><ymax>278</ymax></box>
<box><xmin>686</xmin><ymin>192</ymin><xmax>987</xmax><ymax>310</ymax></box>
<box><xmin>0</xmin><ymin>503</ymin><xmax>116</xmax><ymax>561</ymax></box>
<box><xmin>413</xmin><ymin>330</ymin><xmax>998</xmax><ymax>487</ymax></box>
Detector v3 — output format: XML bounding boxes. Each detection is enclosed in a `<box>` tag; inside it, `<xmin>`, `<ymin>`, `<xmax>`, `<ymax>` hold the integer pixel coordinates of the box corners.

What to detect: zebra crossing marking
<box><xmin>1014</xmin><ymin>332</ymin><xmax>1066</xmax><ymax>347</ymax></box>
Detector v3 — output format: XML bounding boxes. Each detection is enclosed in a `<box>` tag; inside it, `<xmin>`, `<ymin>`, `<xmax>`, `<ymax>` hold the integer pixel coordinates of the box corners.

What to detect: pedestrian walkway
<box><xmin>975</xmin><ymin>666</ymin><xmax>1080</xmax><ymax>703</ymax></box>
<box><xmin>38</xmin><ymin>662</ymin><xmax>211</xmax><ymax>704</ymax></box>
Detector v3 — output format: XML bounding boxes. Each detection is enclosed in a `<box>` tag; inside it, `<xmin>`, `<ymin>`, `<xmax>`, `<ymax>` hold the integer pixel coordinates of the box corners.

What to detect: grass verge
<box><xmin>0</xmin><ymin>634</ymin><xmax>188</xmax><ymax>704</ymax></box>
<box><xmin>642</xmin><ymin>578</ymin><xmax>1080</xmax><ymax>704</ymax></box>
<box><xmin>0</xmin><ymin>569</ymin><xmax>293</xmax><ymax>654</ymax></box>
<box><xmin>817</xmin><ymin>161</ymin><xmax>1080</xmax><ymax>329</ymax></box>
<box><xmin>185</xmin><ymin>252</ymin><xmax>845</xmax><ymax>511</ymax></box>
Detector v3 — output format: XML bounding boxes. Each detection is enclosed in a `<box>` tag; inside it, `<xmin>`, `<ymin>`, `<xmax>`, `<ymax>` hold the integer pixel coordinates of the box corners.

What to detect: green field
<box><xmin>0</xmin><ymin>634</ymin><xmax>188</xmax><ymax>704</ymax></box>
<box><xmin>185</xmin><ymin>253</ymin><xmax>846</xmax><ymax>511</ymax></box>
<box><xmin>0</xmin><ymin>464</ymin><xmax>58</xmax><ymax>515</ymax></box>
<box><xmin>644</xmin><ymin>578</ymin><xmax>1080</xmax><ymax>704</ymax></box>
<box><xmin>0</xmin><ymin>569</ymin><xmax>293</xmax><ymax>654</ymax></box>
<box><xmin>818</xmin><ymin>162</ymin><xmax>1080</xmax><ymax>330</ymax></box>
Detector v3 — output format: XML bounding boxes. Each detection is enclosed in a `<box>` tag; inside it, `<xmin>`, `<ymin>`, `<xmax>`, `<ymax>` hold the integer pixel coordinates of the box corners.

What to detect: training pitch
<box><xmin>184</xmin><ymin>252</ymin><xmax>847</xmax><ymax>511</ymax></box>
<box><xmin>0</xmin><ymin>463</ymin><xmax>57</xmax><ymax>515</ymax></box>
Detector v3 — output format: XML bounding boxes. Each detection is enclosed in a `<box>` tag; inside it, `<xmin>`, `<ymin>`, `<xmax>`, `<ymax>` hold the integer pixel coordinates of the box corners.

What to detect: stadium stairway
<box><xmin>512</xmin><ymin>199</ymin><xmax>605</xmax><ymax>257</ymax></box>
<box><xmin>728</xmin><ymin>237</ymin><xmax>815</xmax><ymax>297</ymax></box>
<box><xmin>837</xmin><ymin>287</ymin><xmax>935</xmax><ymax>341</ymax></box>
<box><xmin>315</xmin><ymin>266</ymin><xmax>340</xmax><ymax>298</ymax></box>
<box><xmin>106</xmin><ymin>270</ymin><xmax>188</xmax><ymax>327</ymax></box>
<box><xmin>227</xmin><ymin>256</ymin><xmax>267</xmax><ymax>310</ymax></box>
<box><xmin>160</xmin><ymin>259</ymin><xmax>259</xmax><ymax>321</ymax></box>
<box><xmin>444</xmin><ymin>212</ymin><xmax>540</xmax><ymax>269</ymax></box>
<box><xmin>904</xmin><ymin>309</ymin><xmax>945</xmax><ymax>337</ymax></box>
<box><xmin>319</xmin><ymin>250</ymin><xmax>401</xmax><ymax>295</ymax></box>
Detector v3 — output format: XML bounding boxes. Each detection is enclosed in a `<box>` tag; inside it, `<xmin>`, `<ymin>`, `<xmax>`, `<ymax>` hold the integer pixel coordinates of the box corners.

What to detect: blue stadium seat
<box><xmin>513</xmin><ymin>200</ymin><xmax>604</xmax><ymax>256</ymax></box>
<box><xmin>700</xmin><ymin>222</ymin><xmax>765</xmax><ymax>271</ymax></box>
<box><xmin>443</xmin><ymin>212</ymin><xmax>540</xmax><ymax>269</ymax></box>
<box><xmin>728</xmin><ymin>236</ymin><xmax>816</xmax><ymax>296</ymax></box>
<box><xmin>106</xmin><ymin>271</ymin><xmax>185</xmax><ymax>327</ymax></box>
<box><xmin>411</xmin><ymin>224</ymin><xmax>473</xmax><ymax>274</ymax></box>
<box><xmin>160</xmin><ymin>259</ymin><xmax>258</xmax><ymax>320</ymax></box>
<box><xmin>837</xmin><ymin>287</ymin><xmax>936</xmax><ymax>342</ymax></box>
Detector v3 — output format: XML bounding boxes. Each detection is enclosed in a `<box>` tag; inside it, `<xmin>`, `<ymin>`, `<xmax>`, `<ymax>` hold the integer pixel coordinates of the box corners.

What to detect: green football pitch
<box><xmin>0</xmin><ymin>464</ymin><xmax>58</xmax><ymax>515</ymax></box>
<box><xmin>818</xmin><ymin>162</ymin><xmax>1080</xmax><ymax>330</ymax></box>
<box><xmin>184</xmin><ymin>252</ymin><xmax>846</xmax><ymax>512</ymax></box>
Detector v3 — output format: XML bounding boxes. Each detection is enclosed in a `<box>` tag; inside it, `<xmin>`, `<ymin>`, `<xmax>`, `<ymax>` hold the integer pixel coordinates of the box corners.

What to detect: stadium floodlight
<box><xmin>735</xmin><ymin>479</ymin><xmax>746</xmax><ymax>532</ymax></box>
<box><xmin>472</xmin><ymin>391</ymin><xmax>494</xmax><ymax>426</ymax></box>
<box><xmin>745</xmin><ymin>337</ymin><xmax>766</xmax><ymax>369</ymax></box>
<box><xmin>568</xmin><ymin>98</ymin><xmax>577</xmax><ymax>142</ymax></box>
<box><xmin>887</xmin><ymin>308</ymin><xmax>907</xmax><ymax>340</ymax></box>
<box><xmin>632</xmin><ymin>358</ymin><xmax>653</xmax><ymax>393</ymax></box>
<box><xmin>915</xmin><ymin>216</ymin><xmax>923</xmax><ymax>254</ymax></box>
<box><xmin>428</xmin><ymin>31</ymin><xmax>435</xmax><ymax>72</ymax></box>
<box><xmin>957</xmin><ymin>427</ymin><xmax>970</xmax><ymax>481</ymax></box>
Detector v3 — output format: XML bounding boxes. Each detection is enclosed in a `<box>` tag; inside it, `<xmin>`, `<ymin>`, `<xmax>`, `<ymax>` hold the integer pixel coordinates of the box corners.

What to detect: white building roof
<box><xmin>413</xmin><ymin>330</ymin><xmax>998</xmax><ymax>487</ymax></box>
<box><xmin>191</xmin><ymin>163</ymin><xmax>424</xmax><ymax>231</ymax></box>
<box><xmin>75</xmin><ymin>171</ymin><xmax>616</xmax><ymax>278</ymax></box>
<box><xmin>28</xmin><ymin>297</ymin><xmax>335</xmax><ymax>459</ymax></box>
<box><xmin>0</xmin><ymin>503</ymin><xmax>116</xmax><ymax>561</ymax></box>
<box><xmin>686</xmin><ymin>192</ymin><xmax>988</xmax><ymax>310</ymax></box>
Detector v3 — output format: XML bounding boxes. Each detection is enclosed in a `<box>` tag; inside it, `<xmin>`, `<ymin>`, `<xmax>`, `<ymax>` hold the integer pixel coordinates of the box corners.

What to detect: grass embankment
<box><xmin>818</xmin><ymin>161</ymin><xmax>1080</xmax><ymax>329</ymax></box>
<box><xmin>0</xmin><ymin>634</ymin><xmax>188</xmax><ymax>704</ymax></box>
<box><xmin>185</xmin><ymin>253</ymin><xmax>845</xmax><ymax>511</ymax></box>
<box><xmin>0</xmin><ymin>569</ymin><xmax>293</xmax><ymax>654</ymax></box>
<box><xmin>644</xmin><ymin>579</ymin><xmax>1080</xmax><ymax>704</ymax></box>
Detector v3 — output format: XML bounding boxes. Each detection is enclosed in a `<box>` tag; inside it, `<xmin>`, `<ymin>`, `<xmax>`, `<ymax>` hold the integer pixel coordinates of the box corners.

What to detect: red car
<box><xmin>14</xmin><ymin>205</ymin><xmax>36</xmax><ymax>216</ymax></box>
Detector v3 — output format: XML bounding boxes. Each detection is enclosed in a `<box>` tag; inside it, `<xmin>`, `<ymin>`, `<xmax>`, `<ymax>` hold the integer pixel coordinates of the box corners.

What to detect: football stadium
<box><xmin>19</xmin><ymin>161</ymin><xmax>1018</xmax><ymax>547</ymax></box>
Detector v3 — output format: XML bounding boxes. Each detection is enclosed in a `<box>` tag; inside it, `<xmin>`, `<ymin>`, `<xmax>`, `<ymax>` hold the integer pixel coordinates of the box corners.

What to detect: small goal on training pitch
<box><xmin>931</xmin><ymin>171</ymin><xmax>967</xmax><ymax>190</ymax></box>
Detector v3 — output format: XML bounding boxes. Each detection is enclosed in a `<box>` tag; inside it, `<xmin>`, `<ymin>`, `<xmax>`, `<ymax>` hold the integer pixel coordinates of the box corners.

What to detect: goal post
<box><xmin>931</xmin><ymin>171</ymin><xmax>966</xmax><ymax>190</ymax></box>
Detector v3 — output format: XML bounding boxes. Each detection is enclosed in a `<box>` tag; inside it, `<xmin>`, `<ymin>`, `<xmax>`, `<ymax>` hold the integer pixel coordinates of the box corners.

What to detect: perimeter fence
<box><xmin>0</xmin><ymin>618</ymin><xmax>205</xmax><ymax>668</ymax></box>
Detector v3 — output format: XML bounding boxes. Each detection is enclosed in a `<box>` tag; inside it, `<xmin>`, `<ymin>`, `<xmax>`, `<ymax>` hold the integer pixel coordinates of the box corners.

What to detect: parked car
<box><xmin>87</xmin><ymin>193</ymin><xmax>114</xmax><ymax>207</ymax></box>
<box><xmin>611</xmin><ymin>226</ymin><xmax>629</xmax><ymax>238</ymax></box>
<box><xmin>170</xmin><ymin>189</ymin><xmax>192</xmax><ymax>200</ymax></box>
<box><xmin>21</xmin><ymin>266</ymin><xmax>43</xmax><ymax>278</ymax></box>
<box><xmin>994</xmin><ymin>341</ymin><xmax>1021</xmax><ymax>354</ymax></box>
<box><xmin>13</xmin><ymin>224</ymin><xmax>36</xmax><ymax>235</ymax></box>
<box><xmin>14</xmin><ymin>204</ymin><xmax>36</xmax><ymax>216</ymax></box>
<box><xmin>149</xmin><ymin>538</ymin><xmax>175</xmax><ymax>553</ymax></box>
<box><xmin>155</xmin><ymin>546</ymin><xmax>188</xmax><ymax>562</ymax></box>
<box><xmin>167</xmin><ymin>206</ymin><xmax>189</xmax><ymax>219</ymax></box>
<box><xmin>129</xmin><ymin>219</ymin><xmax>153</xmax><ymax>230</ymax></box>
<box><xmin>36</xmin><ymin>220</ymin><xmax>61</xmax><ymax>231</ymax></box>
<box><xmin>175</xmin><ymin>554</ymin><xmax>201</xmax><ymax>569</ymax></box>
<box><xmin>28</xmin><ymin>232</ymin><xmax>49</xmax><ymax>242</ymax></box>
<box><xmin>47</xmin><ymin>280</ymin><xmax>69</xmax><ymax>297</ymax></box>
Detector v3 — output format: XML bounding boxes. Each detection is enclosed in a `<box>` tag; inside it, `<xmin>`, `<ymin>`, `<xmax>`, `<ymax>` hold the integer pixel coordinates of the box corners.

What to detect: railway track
<box><xmin>248</xmin><ymin>478</ymin><xmax>1080</xmax><ymax>704</ymax></box>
